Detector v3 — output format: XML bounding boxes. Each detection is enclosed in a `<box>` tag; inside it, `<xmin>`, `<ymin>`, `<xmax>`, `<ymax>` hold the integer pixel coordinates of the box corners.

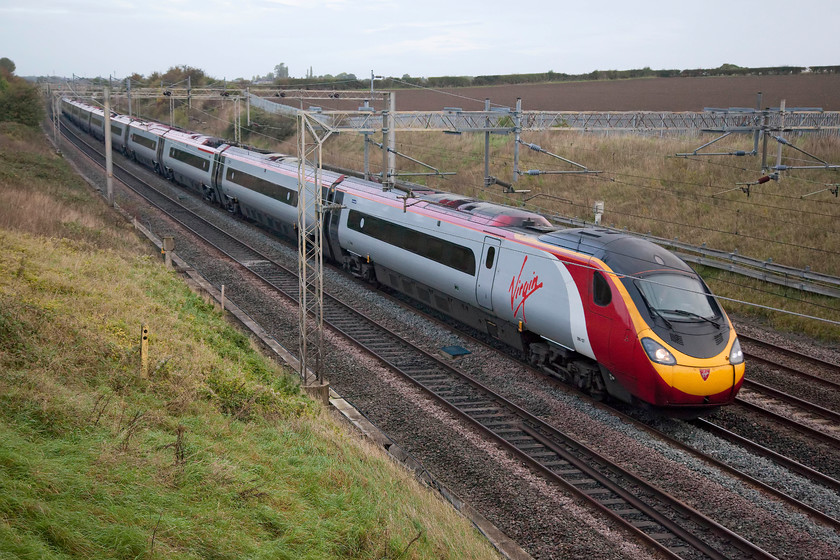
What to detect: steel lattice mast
<box><xmin>296</xmin><ymin>112</ymin><xmax>335</xmax><ymax>385</ymax></box>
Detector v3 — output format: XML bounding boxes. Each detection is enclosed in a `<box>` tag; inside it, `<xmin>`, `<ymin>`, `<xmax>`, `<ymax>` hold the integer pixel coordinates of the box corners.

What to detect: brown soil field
<box><xmin>377</xmin><ymin>74</ymin><xmax>840</xmax><ymax>112</ymax></box>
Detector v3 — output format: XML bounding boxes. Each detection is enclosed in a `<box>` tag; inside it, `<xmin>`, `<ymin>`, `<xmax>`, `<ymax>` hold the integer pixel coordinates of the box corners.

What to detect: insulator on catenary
<box><xmin>757</xmin><ymin>176</ymin><xmax>771</xmax><ymax>184</ymax></box>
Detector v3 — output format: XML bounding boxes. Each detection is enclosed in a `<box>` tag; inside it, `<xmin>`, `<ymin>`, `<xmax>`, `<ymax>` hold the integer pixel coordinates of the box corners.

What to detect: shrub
<box><xmin>0</xmin><ymin>58</ymin><xmax>44</xmax><ymax>127</ymax></box>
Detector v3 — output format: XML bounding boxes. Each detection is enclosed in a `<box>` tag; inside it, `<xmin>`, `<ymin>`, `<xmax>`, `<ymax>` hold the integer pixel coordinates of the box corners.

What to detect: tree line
<box><xmin>0</xmin><ymin>57</ymin><xmax>43</xmax><ymax>127</ymax></box>
<box><xmin>48</xmin><ymin>61</ymin><xmax>840</xmax><ymax>93</ymax></box>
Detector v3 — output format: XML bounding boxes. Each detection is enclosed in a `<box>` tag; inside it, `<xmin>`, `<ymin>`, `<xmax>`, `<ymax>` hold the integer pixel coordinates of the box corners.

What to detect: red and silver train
<box><xmin>61</xmin><ymin>97</ymin><xmax>745</xmax><ymax>412</ymax></box>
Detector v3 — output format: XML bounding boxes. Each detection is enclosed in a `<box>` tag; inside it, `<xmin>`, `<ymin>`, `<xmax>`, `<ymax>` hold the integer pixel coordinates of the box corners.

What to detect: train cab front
<box><xmin>630</xmin><ymin>270</ymin><xmax>745</xmax><ymax>408</ymax></box>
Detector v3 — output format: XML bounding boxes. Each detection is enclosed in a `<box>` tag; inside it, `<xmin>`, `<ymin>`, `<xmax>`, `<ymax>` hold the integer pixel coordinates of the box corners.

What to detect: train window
<box><xmin>485</xmin><ymin>246</ymin><xmax>496</xmax><ymax>269</ymax></box>
<box><xmin>593</xmin><ymin>271</ymin><xmax>611</xmax><ymax>306</ymax></box>
<box><xmin>131</xmin><ymin>133</ymin><xmax>157</xmax><ymax>151</ymax></box>
<box><xmin>170</xmin><ymin>147</ymin><xmax>210</xmax><ymax>171</ymax></box>
<box><xmin>225</xmin><ymin>167</ymin><xmax>298</xmax><ymax>207</ymax></box>
<box><xmin>637</xmin><ymin>273</ymin><xmax>718</xmax><ymax>320</ymax></box>
<box><xmin>347</xmin><ymin>210</ymin><xmax>476</xmax><ymax>276</ymax></box>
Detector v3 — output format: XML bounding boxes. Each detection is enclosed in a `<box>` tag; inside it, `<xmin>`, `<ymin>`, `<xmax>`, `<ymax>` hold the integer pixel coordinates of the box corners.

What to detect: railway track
<box><xmin>723</xmin><ymin>334</ymin><xmax>840</xmax><ymax>460</ymax></box>
<box><xmin>740</xmin><ymin>334</ymin><xmax>840</xmax><ymax>382</ymax></box>
<box><xmin>60</xmin><ymin>118</ymin><xmax>782</xmax><ymax>559</ymax></box>
<box><xmin>377</xmin><ymin>287</ymin><xmax>840</xmax><ymax>532</ymax></box>
<box><xmin>740</xmin><ymin>334</ymin><xmax>840</xmax><ymax>417</ymax></box>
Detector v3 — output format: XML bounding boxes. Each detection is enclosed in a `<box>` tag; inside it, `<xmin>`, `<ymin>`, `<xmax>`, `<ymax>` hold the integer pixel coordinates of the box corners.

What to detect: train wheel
<box><xmin>571</xmin><ymin>359</ymin><xmax>607</xmax><ymax>401</ymax></box>
<box><xmin>589</xmin><ymin>372</ymin><xmax>607</xmax><ymax>402</ymax></box>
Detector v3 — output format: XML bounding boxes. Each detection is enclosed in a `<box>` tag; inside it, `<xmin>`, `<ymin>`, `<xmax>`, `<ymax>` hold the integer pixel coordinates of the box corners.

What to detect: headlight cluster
<box><xmin>729</xmin><ymin>338</ymin><xmax>744</xmax><ymax>364</ymax></box>
<box><xmin>642</xmin><ymin>337</ymin><xmax>745</xmax><ymax>367</ymax></box>
<box><xmin>641</xmin><ymin>337</ymin><xmax>676</xmax><ymax>365</ymax></box>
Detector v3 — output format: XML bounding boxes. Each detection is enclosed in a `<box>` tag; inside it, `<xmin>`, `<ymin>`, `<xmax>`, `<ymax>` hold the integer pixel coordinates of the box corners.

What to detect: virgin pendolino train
<box><xmin>61</xmin><ymin>97</ymin><xmax>745</xmax><ymax>412</ymax></box>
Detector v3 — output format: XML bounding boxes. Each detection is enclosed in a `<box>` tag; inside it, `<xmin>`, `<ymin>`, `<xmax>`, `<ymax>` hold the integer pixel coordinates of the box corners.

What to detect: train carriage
<box><xmin>126</xmin><ymin>121</ymin><xmax>169</xmax><ymax>171</ymax></box>
<box><xmin>159</xmin><ymin>130</ymin><xmax>217</xmax><ymax>193</ymax></box>
<box><xmin>339</xmin><ymin>193</ymin><xmax>483</xmax><ymax>306</ymax></box>
<box><xmin>80</xmin><ymin>106</ymin><xmax>104</xmax><ymax>138</ymax></box>
<box><xmin>60</xmin><ymin>98</ymin><xmax>86</xmax><ymax>128</ymax></box>
<box><xmin>60</xmin><ymin>96</ymin><xmax>745</xmax><ymax>412</ymax></box>
<box><xmin>108</xmin><ymin>114</ymin><xmax>133</xmax><ymax>155</ymax></box>
<box><xmin>216</xmin><ymin>148</ymin><xmax>301</xmax><ymax>237</ymax></box>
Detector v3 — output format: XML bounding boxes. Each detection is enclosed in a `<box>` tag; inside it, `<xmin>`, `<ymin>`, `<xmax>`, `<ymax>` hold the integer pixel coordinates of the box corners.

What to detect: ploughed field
<box><xmin>390</xmin><ymin>74</ymin><xmax>840</xmax><ymax>111</ymax></box>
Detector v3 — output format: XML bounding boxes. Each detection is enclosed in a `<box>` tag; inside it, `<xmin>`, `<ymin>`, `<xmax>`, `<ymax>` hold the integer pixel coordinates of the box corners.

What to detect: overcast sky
<box><xmin>1</xmin><ymin>0</ymin><xmax>837</xmax><ymax>81</ymax></box>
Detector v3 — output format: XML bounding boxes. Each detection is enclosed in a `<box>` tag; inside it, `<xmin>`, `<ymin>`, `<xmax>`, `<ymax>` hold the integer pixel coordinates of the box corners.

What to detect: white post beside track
<box><xmin>104</xmin><ymin>87</ymin><xmax>114</xmax><ymax>207</ymax></box>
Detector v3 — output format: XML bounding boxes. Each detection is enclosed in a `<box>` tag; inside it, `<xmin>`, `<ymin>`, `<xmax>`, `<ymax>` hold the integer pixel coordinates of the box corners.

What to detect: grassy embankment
<box><xmin>0</xmin><ymin>121</ymin><xmax>499</xmax><ymax>559</ymax></box>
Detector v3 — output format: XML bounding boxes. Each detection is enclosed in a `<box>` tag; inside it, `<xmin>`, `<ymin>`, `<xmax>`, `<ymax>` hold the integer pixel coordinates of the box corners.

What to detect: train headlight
<box><xmin>728</xmin><ymin>338</ymin><xmax>744</xmax><ymax>365</ymax></box>
<box><xmin>641</xmin><ymin>338</ymin><xmax>676</xmax><ymax>365</ymax></box>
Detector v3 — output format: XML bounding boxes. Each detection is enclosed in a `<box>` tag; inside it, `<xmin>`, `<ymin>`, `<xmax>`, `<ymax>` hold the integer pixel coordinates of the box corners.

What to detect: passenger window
<box><xmin>593</xmin><ymin>271</ymin><xmax>611</xmax><ymax>306</ymax></box>
<box><xmin>485</xmin><ymin>247</ymin><xmax>496</xmax><ymax>269</ymax></box>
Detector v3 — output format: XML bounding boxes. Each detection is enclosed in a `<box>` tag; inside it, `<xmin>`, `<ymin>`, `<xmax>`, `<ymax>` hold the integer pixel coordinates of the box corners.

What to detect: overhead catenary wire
<box><xmin>383</xmin><ymin>137</ymin><xmax>840</xmax><ymax>232</ymax></box>
<box><xmin>702</xmin><ymin>273</ymin><xmax>840</xmax><ymax>315</ymax></box>
<box><xmin>389</xmin><ymin>77</ymin><xmax>510</xmax><ymax>108</ymax></box>
<box><xmin>58</xmin><ymin>96</ymin><xmax>840</xmax><ymax>330</ymax></box>
<box><xmin>73</xmin><ymin>89</ymin><xmax>840</xmax><ymax>263</ymax></box>
<box><xmin>320</xmin><ymin>157</ymin><xmax>839</xmax><ymax>265</ymax></box>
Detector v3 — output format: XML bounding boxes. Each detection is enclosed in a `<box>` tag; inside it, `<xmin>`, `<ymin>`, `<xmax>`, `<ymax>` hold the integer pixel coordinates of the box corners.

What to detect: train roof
<box><xmin>224</xmin><ymin>146</ymin><xmax>299</xmax><ymax>167</ymax></box>
<box><xmin>159</xmin><ymin>127</ymin><xmax>219</xmax><ymax>149</ymax></box>
<box><xmin>539</xmin><ymin>228</ymin><xmax>693</xmax><ymax>277</ymax></box>
<box><xmin>418</xmin><ymin>193</ymin><xmax>556</xmax><ymax>231</ymax></box>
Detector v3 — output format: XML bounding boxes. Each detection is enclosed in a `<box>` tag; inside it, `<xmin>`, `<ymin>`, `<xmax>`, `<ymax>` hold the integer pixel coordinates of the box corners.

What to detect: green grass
<box><xmin>0</xmin><ymin>122</ymin><xmax>500</xmax><ymax>559</ymax></box>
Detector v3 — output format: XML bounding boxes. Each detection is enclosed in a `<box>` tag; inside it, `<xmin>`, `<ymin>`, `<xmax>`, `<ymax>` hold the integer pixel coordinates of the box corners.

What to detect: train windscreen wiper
<box><xmin>658</xmin><ymin>309</ymin><xmax>720</xmax><ymax>328</ymax></box>
<box><xmin>634</xmin><ymin>283</ymin><xmax>673</xmax><ymax>330</ymax></box>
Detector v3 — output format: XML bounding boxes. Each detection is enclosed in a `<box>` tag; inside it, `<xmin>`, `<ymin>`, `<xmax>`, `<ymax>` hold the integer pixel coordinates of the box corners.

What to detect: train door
<box><xmin>155</xmin><ymin>134</ymin><xmax>167</xmax><ymax>175</ymax></box>
<box><xmin>323</xmin><ymin>191</ymin><xmax>345</xmax><ymax>263</ymax></box>
<box><xmin>476</xmin><ymin>237</ymin><xmax>501</xmax><ymax>310</ymax></box>
<box><xmin>209</xmin><ymin>153</ymin><xmax>226</xmax><ymax>204</ymax></box>
<box><xmin>322</xmin><ymin>175</ymin><xmax>346</xmax><ymax>263</ymax></box>
<box><xmin>587</xmin><ymin>269</ymin><xmax>614</xmax><ymax>367</ymax></box>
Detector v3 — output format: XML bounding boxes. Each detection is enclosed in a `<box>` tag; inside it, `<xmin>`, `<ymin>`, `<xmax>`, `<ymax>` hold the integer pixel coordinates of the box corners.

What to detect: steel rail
<box><xmin>693</xmin><ymin>419</ymin><xmax>840</xmax><ymax>494</ymax></box>
<box><xmin>741</xmin><ymin>380</ymin><xmax>840</xmax><ymax>423</ymax></box>
<box><xmin>734</xmin><ymin>398</ymin><xmax>840</xmax><ymax>448</ymax></box>
<box><xmin>740</xmin><ymin>334</ymin><xmax>840</xmax><ymax>380</ymax></box>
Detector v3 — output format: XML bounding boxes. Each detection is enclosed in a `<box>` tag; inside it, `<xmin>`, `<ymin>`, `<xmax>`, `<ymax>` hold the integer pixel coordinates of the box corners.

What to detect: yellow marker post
<box><xmin>141</xmin><ymin>324</ymin><xmax>149</xmax><ymax>377</ymax></box>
